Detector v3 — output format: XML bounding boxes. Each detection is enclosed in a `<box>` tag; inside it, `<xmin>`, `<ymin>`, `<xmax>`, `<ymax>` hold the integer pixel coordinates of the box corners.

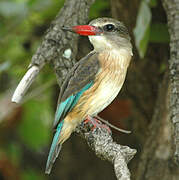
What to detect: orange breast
<box><xmin>66</xmin><ymin>50</ymin><xmax>131</xmax><ymax>124</ymax></box>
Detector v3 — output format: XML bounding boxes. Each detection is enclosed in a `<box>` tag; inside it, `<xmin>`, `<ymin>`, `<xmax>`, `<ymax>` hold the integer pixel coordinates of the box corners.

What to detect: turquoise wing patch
<box><xmin>53</xmin><ymin>82</ymin><xmax>93</xmax><ymax>127</ymax></box>
<box><xmin>45</xmin><ymin>120</ymin><xmax>64</xmax><ymax>174</ymax></box>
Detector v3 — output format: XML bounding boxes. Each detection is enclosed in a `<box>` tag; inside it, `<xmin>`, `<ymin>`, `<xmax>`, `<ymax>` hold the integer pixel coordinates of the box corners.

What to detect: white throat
<box><xmin>88</xmin><ymin>35</ymin><xmax>133</xmax><ymax>56</ymax></box>
<box><xmin>89</xmin><ymin>35</ymin><xmax>112</xmax><ymax>50</ymax></box>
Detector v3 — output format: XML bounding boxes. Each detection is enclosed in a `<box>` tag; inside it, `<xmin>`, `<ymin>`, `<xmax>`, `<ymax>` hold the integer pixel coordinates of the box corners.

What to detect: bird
<box><xmin>45</xmin><ymin>17</ymin><xmax>133</xmax><ymax>174</ymax></box>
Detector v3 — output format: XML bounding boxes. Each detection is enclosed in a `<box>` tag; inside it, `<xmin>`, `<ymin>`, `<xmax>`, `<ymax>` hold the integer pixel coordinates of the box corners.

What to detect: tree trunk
<box><xmin>136</xmin><ymin>72</ymin><xmax>179</xmax><ymax>179</ymax></box>
<box><xmin>162</xmin><ymin>0</ymin><xmax>179</xmax><ymax>164</ymax></box>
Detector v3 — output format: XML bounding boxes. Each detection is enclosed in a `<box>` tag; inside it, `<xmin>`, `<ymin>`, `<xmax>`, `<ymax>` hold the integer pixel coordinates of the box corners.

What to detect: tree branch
<box><xmin>12</xmin><ymin>66</ymin><xmax>40</xmax><ymax>103</ymax></box>
<box><xmin>12</xmin><ymin>0</ymin><xmax>95</xmax><ymax>102</ymax></box>
<box><xmin>12</xmin><ymin>0</ymin><xmax>136</xmax><ymax>179</ymax></box>
<box><xmin>76</xmin><ymin>122</ymin><xmax>136</xmax><ymax>180</ymax></box>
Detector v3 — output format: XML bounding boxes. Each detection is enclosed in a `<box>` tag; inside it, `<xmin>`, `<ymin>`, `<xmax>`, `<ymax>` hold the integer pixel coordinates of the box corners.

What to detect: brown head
<box><xmin>62</xmin><ymin>17</ymin><xmax>132</xmax><ymax>54</ymax></box>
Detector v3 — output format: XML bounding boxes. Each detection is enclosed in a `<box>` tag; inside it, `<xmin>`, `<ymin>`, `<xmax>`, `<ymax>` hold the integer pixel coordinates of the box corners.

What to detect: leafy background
<box><xmin>0</xmin><ymin>0</ymin><xmax>169</xmax><ymax>179</ymax></box>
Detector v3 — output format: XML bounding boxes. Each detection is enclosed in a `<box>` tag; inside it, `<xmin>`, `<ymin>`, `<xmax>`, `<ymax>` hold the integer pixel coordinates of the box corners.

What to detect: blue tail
<box><xmin>45</xmin><ymin>82</ymin><xmax>93</xmax><ymax>174</ymax></box>
<box><xmin>45</xmin><ymin>120</ymin><xmax>64</xmax><ymax>174</ymax></box>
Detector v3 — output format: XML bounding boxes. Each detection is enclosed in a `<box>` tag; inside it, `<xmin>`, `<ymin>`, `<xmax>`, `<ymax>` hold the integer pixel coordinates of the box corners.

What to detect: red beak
<box><xmin>62</xmin><ymin>25</ymin><xmax>102</xmax><ymax>36</ymax></box>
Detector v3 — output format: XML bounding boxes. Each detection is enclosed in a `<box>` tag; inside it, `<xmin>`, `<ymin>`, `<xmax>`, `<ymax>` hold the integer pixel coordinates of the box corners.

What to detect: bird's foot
<box><xmin>84</xmin><ymin>115</ymin><xmax>112</xmax><ymax>134</ymax></box>
<box><xmin>95</xmin><ymin>115</ymin><xmax>131</xmax><ymax>134</ymax></box>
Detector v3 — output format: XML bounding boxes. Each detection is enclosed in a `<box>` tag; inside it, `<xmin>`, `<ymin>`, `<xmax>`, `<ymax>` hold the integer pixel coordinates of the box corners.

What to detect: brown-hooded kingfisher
<box><xmin>45</xmin><ymin>17</ymin><xmax>133</xmax><ymax>174</ymax></box>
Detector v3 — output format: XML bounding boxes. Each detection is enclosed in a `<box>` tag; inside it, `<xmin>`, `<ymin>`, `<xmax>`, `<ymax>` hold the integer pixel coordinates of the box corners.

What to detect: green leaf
<box><xmin>22</xmin><ymin>169</ymin><xmax>45</xmax><ymax>180</ymax></box>
<box><xmin>18</xmin><ymin>99</ymin><xmax>52</xmax><ymax>150</ymax></box>
<box><xmin>133</xmin><ymin>1</ymin><xmax>152</xmax><ymax>58</ymax></box>
<box><xmin>145</xmin><ymin>0</ymin><xmax>158</xmax><ymax>7</ymax></box>
<box><xmin>28</xmin><ymin>0</ymin><xmax>52</xmax><ymax>11</ymax></box>
<box><xmin>159</xmin><ymin>63</ymin><xmax>166</xmax><ymax>73</ymax></box>
<box><xmin>90</xmin><ymin>0</ymin><xmax>110</xmax><ymax>19</ymax></box>
<box><xmin>0</xmin><ymin>1</ymin><xmax>28</xmax><ymax>18</ymax></box>
<box><xmin>149</xmin><ymin>23</ymin><xmax>169</xmax><ymax>43</ymax></box>
<box><xmin>6</xmin><ymin>143</ymin><xmax>22</xmax><ymax>166</ymax></box>
<box><xmin>0</xmin><ymin>62</ymin><xmax>11</xmax><ymax>73</ymax></box>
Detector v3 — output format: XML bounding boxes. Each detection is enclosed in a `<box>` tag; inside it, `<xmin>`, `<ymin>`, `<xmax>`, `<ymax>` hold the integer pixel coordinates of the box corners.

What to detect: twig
<box><xmin>12</xmin><ymin>65</ymin><xmax>40</xmax><ymax>103</ymax></box>
<box><xmin>96</xmin><ymin>115</ymin><xmax>131</xmax><ymax>134</ymax></box>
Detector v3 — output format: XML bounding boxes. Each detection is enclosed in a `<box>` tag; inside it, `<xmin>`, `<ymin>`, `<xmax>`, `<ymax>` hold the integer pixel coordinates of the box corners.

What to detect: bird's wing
<box><xmin>46</xmin><ymin>51</ymin><xmax>100</xmax><ymax>174</ymax></box>
<box><xmin>53</xmin><ymin>51</ymin><xmax>100</xmax><ymax>128</ymax></box>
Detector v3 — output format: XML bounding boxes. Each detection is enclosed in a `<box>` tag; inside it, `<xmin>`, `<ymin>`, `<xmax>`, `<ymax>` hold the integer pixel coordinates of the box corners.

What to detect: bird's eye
<box><xmin>103</xmin><ymin>24</ymin><xmax>115</xmax><ymax>32</ymax></box>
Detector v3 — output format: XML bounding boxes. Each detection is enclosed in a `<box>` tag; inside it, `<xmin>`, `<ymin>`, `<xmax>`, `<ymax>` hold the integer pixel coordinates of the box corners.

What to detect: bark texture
<box><xmin>136</xmin><ymin>73</ymin><xmax>179</xmax><ymax>180</ymax></box>
<box><xmin>30</xmin><ymin>0</ymin><xmax>95</xmax><ymax>85</ymax></box>
<box><xmin>76</xmin><ymin>122</ymin><xmax>136</xmax><ymax>180</ymax></box>
<box><xmin>162</xmin><ymin>0</ymin><xmax>179</xmax><ymax>164</ymax></box>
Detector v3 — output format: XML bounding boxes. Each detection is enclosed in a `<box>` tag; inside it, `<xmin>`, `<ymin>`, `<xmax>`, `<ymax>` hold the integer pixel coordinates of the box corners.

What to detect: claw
<box><xmin>95</xmin><ymin>115</ymin><xmax>131</xmax><ymax>134</ymax></box>
<box><xmin>84</xmin><ymin>115</ymin><xmax>112</xmax><ymax>134</ymax></box>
